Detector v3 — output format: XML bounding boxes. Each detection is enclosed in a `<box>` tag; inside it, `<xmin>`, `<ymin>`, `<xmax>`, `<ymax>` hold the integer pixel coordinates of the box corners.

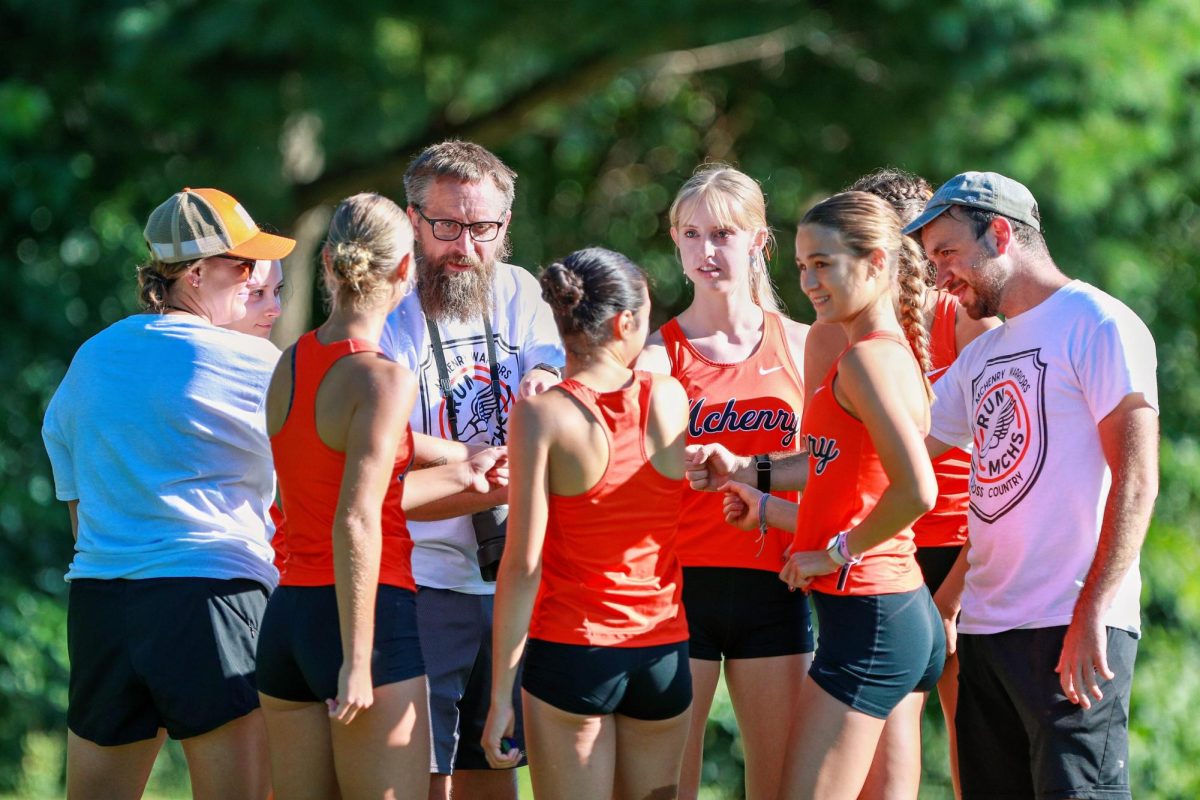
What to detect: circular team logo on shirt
<box><xmin>438</xmin><ymin>363</ymin><xmax>513</xmax><ymax>444</ymax></box>
<box><xmin>968</xmin><ymin>349</ymin><xmax>1048</xmax><ymax>523</ymax></box>
<box><xmin>972</xmin><ymin>380</ymin><xmax>1030</xmax><ymax>483</ymax></box>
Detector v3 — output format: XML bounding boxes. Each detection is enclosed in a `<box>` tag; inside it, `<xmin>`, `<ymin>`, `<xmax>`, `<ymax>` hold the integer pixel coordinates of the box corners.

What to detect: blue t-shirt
<box><xmin>42</xmin><ymin>315</ymin><xmax>281</xmax><ymax>589</ymax></box>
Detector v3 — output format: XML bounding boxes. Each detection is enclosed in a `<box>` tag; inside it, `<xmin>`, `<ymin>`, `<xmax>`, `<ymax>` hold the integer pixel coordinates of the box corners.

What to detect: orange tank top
<box><xmin>661</xmin><ymin>313</ymin><xmax>804</xmax><ymax>570</ymax></box>
<box><xmin>269</xmin><ymin>503</ymin><xmax>287</xmax><ymax>573</ymax></box>
<box><xmin>529</xmin><ymin>372</ymin><xmax>688</xmax><ymax>647</ymax></box>
<box><xmin>913</xmin><ymin>292</ymin><xmax>970</xmax><ymax>548</ymax></box>
<box><xmin>794</xmin><ymin>332</ymin><xmax>924</xmax><ymax>595</ymax></box>
<box><xmin>271</xmin><ymin>331</ymin><xmax>415</xmax><ymax>590</ymax></box>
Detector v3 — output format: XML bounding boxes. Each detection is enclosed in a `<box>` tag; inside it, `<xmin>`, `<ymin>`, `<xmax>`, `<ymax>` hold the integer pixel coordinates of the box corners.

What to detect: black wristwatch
<box><xmin>754</xmin><ymin>454</ymin><xmax>771</xmax><ymax>493</ymax></box>
<box><xmin>531</xmin><ymin>362</ymin><xmax>562</xmax><ymax>379</ymax></box>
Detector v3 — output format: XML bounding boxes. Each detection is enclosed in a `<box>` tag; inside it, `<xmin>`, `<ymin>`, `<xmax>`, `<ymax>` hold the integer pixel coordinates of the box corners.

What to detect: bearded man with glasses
<box><xmin>380</xmin><ymin>140</ymin><xmax>564</xmax><ymax>800</ymax></box>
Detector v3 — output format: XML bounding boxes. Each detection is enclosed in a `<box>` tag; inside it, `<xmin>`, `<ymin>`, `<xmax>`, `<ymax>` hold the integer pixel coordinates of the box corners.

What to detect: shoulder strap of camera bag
<box><xmin>426</xmin><ymin>315</ymin><xmax>506</xmax><ymax>444</ymax></box>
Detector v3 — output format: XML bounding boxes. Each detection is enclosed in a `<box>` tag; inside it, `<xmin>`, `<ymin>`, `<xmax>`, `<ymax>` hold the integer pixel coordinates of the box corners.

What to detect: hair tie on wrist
<box><xmin>754</xmin><ymin>493</ymin><xmax>770</xmax><ymax>558</ymax></box>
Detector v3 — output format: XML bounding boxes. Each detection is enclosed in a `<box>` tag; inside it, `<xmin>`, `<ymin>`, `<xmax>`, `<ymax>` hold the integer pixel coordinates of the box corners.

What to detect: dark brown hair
<box><xmin>136</xmin><ymin>259</ymin><xmax>197</xmax><ymax>312</ymax></box>
<box><xmin>540</xmin><ymin>247</ymin><xmax>647</xmax><ymax>357</ymax></box>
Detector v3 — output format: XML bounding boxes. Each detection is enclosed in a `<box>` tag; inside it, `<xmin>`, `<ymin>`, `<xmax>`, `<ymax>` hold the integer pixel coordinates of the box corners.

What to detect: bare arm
<box><xmin>685</xmin><ymin>445</ymin><xmax>810</xmax><ymax>493</ymax></box>
<box><xmin>329</xmin><ymin>364</ymin><xmax>416</xmax><ymax>724</ymax></box>
<box><xmin>402</xmin><ymin>448</ymin><xmax>508</xmax><ymax>511</ymax></box>
<box><xmin>925</xmin><ymin>435</ymin><xmax>955</xmax><ymax>461</ymax></box>
<box><xmin>482</xmin><ymin>397</ymin><xmax>552</xmax><ymax>768</ymax></box>
<box><xmin>721</xmin><ymin>482</ymin><xmax>799</xmax><ymax>533</ymax></box>
<box><xmin>410</xmin><ymin>432</ymin><xmax>472</xmax><ymax>470</ymax></box>
<box><xmin>1056</xmin><ymin>394</ymin><xmax>1158</xmax><ymax>708</ymax></box>
<box><xmin>636</xmin><ymin>331</ymin><xmax>672</xmax><ymax>375</ymax></box>
<box><xmin>404</xmin><ymin>486</ymin><xmax>508</xmax><ymax>521</ymax></box>
<box><xmin>932</xmin><ymin>539</ymin><xmax>971</xmax><ymax>656</ymax></box>
<box><xmin>406</xmin><ymin>416</ymin><xmax>508</xmax><ymax>518</ymax></box>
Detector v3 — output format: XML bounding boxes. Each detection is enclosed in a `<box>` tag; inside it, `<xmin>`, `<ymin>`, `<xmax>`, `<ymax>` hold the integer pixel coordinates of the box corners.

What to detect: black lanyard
<box><xmin>426</xmin><ymin>315</ymin><xmax>506</xmax><ymax>444</ymax></box>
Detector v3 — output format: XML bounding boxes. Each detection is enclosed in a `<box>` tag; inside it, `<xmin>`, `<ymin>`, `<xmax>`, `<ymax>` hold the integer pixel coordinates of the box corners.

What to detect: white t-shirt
<box><xmin>42</xmin><ymin>315</ymin><xmax>281</xmax><ymax>589</ymax></box>
<box><xmin>930</xmin><ymin>280</ymin><xmax>1158</xmax><ymax>635</ymax></box>
<box><xmin>380</xmin><ymin>262</ymin><xmax>564</xmax><ymax>593</ymax></box>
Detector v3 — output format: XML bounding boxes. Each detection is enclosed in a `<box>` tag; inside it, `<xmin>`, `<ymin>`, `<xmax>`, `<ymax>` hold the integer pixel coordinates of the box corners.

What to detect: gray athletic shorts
<box><xmin>416</xmin><ymin>587</ymin><xmax>525</xmax><ymax>774</ymax></box>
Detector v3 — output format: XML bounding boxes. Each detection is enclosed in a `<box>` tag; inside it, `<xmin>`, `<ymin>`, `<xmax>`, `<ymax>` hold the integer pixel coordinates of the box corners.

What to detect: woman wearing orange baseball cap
<box><xmin>42</xmin><ymin>187</ymin><xmax>294</xmax><ymax>799</ymax></box>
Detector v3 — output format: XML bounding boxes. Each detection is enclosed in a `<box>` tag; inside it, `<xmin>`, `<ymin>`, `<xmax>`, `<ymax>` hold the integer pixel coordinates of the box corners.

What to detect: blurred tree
<box><xmin>2</xmin><ymin>0</ymin><xmax>1198</xmax><ymax>794</ymax></box>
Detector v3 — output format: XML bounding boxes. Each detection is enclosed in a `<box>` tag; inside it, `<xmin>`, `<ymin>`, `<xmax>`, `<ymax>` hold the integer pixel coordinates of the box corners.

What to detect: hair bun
<box><xmin>541</xmin><ymin>262</ymin><xmax>586</xmax><ymax>316</ymax></box>
<box><xmin>328</xmin><ymin>240</ymin><xmax>373</xmax><ymax>291</ymax></box>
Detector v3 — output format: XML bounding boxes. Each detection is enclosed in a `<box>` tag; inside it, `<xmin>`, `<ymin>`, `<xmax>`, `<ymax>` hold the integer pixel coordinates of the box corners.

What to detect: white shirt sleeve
<box><xmin>1075</xmin><ymin>310</ymin><xmax>1159</xmax><ymax>423</ymax></box>
<box><xmin>929</xmin><ymin>357</ymin><xmax>974</xmax><ymax>450</ymax></box>
<box><xmin>514</xmin><ymin>270</ymin><xmax>565</xmax><ymax>375</ymax></box>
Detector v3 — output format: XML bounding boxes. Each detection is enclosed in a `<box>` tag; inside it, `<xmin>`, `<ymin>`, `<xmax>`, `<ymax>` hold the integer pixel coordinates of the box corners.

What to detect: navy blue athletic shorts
<box><xmin>255</xmin><ymin>584</ymin><xmax>424</xmax><ymax>702</ymax></box>
<box><xmin>682</xmin><ymin>566</ymin><xmax>814</xmax><ymax>661</ymax></box>
<box><xmin>416</xmin><ymin>587</ymin><xmax>525</xmax><ymax>773</ymax></box>
<box><xmin>68</xmin><ymin>577</ymin><xmax>267</xmax><ymax>745</ymax></box>
<box><xmin>808</xmin><ymin>587</ymin><xmax>945</xmax><ymax>718</ymax></box>
<box><xmin>522</xmin><ymin>638</ymin><xmax>692</xmax><ymax>720</ymax></box>
<box><xmin>957</xmin><ymin>626</ymin><xmax>1137</xmax><ymax>799</ymax></box>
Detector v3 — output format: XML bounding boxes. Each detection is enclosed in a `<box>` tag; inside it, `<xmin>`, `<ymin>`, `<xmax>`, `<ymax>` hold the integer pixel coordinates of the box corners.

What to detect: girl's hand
<box><xmin>466</xmin><ymin>447</ymin><xmax>509</xmax><ymax>492</ymax></box>
<box><xmin>779</xmin><ymin>549</ymin><xmax>840</xmax><ymax>591</ymax></box>
<box><xmin>685</xmin><ymin>443</ymin><xmax>744</xmax><ymax>491</ymax></box>
<box><xmin>722</xmin><ymin>481</ymin><xmax>764</xmax><ymax>531</ymax></box>
<box><xmin>327</xmin><ymin>663</ymin><xmax>373</xmax><ymax>725</ymax></box>
<box><xmin>481</xmin><ymin>701</ymin><xmax>521</xmax><ymax>769</ymax></box>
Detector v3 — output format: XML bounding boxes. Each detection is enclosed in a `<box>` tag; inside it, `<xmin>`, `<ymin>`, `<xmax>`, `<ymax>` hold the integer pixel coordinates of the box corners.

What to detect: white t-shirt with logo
<box><xmin>929</xmin><ymin>280</ymin><xmax>1158</xmax><ymax>635</ymax></box>
<box><xmin>380</xmin><ymin>262</ymin><xmax>564</xmax><ymax>593</ymax></box>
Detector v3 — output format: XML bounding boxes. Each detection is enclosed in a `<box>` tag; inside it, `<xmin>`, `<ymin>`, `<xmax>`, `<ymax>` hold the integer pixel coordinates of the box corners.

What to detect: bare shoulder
<box><xmin>839</xmin><ymin>337</ymin><xmax>913</xmax><ymax>389</ymax></box>
<box><xmin>323</xmin><ymin>354</ymin><xmax>415</xmax><ymax>420</ymax></box>
<box><xmin>265</xmin><ymin>343</ymin><xmax>297</xmax><ymax>434</ymax></box>
<box><xmin>511</xmin><ymin>383</ymin><xmax>570</xmax><ymax>433</ymax></box>
<box><xmin>840</xmin><ymin>338</ymin><xmax>927</xmax><ymax>421</ymax></box>
<box><xmin>355</xmin><ymin>353</ymin><xmax>416</xmax><ymax>396</ymax></box>
<box><xmin>648</xmin><ymin>371</ymin><xmax>688</xmax><ymax>406</ymax></box>
<box><xmin>638</xmin><ymin>329</ymin><xmax>672</xmax><ymax>374</ymax></box>
<box><xmin>806</xmin><ymin>321</ymin><xmax>846</xmax><ymax>356</ymax></box>
<box><xmin>804</xmin><ymin>322</ymin><xmax>847</xmax><ymax>390</ymax></box>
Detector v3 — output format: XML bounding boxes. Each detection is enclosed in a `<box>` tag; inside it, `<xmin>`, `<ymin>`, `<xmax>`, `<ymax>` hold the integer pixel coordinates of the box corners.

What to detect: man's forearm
<box><xmin>1076</xmin><ymin>403</ymin><xmax>1159</xmax><ymax>620</ymax></box>
<box><xmin>405</xmin><ymin>486</ymin><xmax>508</xmax><ymax>522</ymax></box>
<box><xmin>1074</xmin><ymin>465</ymin><xmax>1157</xmax><ymax>621</ymax></box>
<box><xmin>411</xmin><ymin>433</ymin><xmax>471</xmax><ymax>468</ymax></box>
<box><xmin>737</xmin><ymin>451</ymin><xmax>809</xmax><ymax>492</ymax></box>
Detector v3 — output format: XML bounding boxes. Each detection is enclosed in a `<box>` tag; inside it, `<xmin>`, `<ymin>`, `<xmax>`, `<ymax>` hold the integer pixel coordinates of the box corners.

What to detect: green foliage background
<box><xmin>3</xmin><ymin>0</ymin><xmax>1199</xmax><ymax>796</ymax></box>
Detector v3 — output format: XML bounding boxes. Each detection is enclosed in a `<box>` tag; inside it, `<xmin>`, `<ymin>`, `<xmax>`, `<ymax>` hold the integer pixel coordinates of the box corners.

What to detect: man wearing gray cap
<box><xmin>907</xmin><ymin>172</ymin><xmax>1159</xmax><ymax>799</ymax></box>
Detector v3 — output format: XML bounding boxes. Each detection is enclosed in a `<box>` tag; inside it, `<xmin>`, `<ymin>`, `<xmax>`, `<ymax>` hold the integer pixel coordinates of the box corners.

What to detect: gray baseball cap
<box><xmin>903</xmin><ymin>171</ymin><xmax>1040</xmax><ymax>235</ymax></box>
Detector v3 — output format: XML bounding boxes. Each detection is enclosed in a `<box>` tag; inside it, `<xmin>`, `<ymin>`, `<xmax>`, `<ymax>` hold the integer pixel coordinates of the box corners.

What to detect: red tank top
<box><xmin>913</xmin><ymin>292</ymin><xmax>970</xmax><ymax>548</ymax></box>
<box><xmin>271</xmin><ymin>331</ymin><xmax>415</xmax><ymax>590</ymax></box>
<box><xmin>529</xmin><ymin>372</ymin><xmax>688</xmax><ymax>647</ymax></box>
<box><xmin>661</xmin><ymin>313</ymin><xmax>804</xmax><ymax>570</ymax></box>
<box><xmin>794</xmin><ymin>333</ymin><xmax>924</xmax><ymax>595</ymax></box>
<box><xmin>269</xmin><ymin>503</ymin><xmax>287</xmax><ymax>573</ymax></box>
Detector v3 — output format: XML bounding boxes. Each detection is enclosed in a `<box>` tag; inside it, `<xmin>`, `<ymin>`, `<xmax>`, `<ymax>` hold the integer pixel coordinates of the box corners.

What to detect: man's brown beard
<box><xmin>416</xmin><ymin>251</ymin><xmax>498</xmax><ymax>323</ymax></box>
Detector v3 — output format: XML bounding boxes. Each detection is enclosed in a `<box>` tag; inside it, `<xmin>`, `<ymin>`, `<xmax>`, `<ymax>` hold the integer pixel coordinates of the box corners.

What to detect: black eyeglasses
<box><xmin>414</xmin><ymin>206</ymin><xmax>505</xmax><ymax>242</ymax></box>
